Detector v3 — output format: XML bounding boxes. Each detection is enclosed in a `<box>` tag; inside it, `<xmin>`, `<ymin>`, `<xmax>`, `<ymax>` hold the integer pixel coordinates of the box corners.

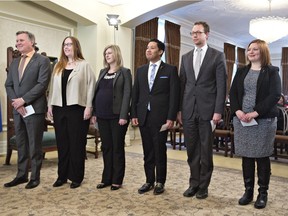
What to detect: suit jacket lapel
<box><xmin>113</xmin><ymin>68</ymin><xmax>121</xmax><ymax>87</ymax></box>
<box><xmin>197</xmin><ymin>47</ymin><xmax>211</xmax><ymax>80</ymax></box>
<box><xmin>16</xmin><ymin>57</ymin><xmax>21</xmax><ymax>84</ymax></box>
<box><xmin>256</xmin><ymin>67</ymin><xmax>266</xmax><ymax>95</ymax></box>
<box><xmin>191</xmin><ymin>49</ymin><xmax>196</xmax><ymax>81</ymax></box>
<box><xmin>142</xmin><ymin>64</ymin><xmax>149</xmax><ymax>92</ymax></box>
<box><xmin>95</xmin><ymin>69</ymin><xmax>107</xmax><ymax>91</ymax></box>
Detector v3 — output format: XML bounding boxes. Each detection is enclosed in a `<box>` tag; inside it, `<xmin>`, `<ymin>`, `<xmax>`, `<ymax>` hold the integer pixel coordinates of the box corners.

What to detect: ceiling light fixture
<box><xmin>106</xmin><ymin>14</ymin><xmax>121</xmax><ymax>30</ymax></box>
<box><xmin>249</xmin><ymin>0</ymin><xmax>288</xmax><ymax>43</ymax></box>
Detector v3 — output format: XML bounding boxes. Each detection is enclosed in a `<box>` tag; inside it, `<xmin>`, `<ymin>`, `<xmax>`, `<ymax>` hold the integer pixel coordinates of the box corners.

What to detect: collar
<box><xmin>194</xmin><ymin>44</ymin><xmax>208</xmax><ymax>54</ymax></box>
<box><xmin>22</xmin><ymin>50</ymin><xmax>35</xmax><ymax>58</ymax></box>
<box><xmin>149</xmin><ymin>60</ymin><xmax>162</xmax><ymax>68</ymax></box>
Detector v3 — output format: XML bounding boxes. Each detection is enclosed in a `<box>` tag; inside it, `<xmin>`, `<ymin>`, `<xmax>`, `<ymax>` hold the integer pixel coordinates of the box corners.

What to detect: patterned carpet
<box><xmin>0</xmin><ymin>152</ymin><xmax>287</xmax><ymax>216</ymax></box>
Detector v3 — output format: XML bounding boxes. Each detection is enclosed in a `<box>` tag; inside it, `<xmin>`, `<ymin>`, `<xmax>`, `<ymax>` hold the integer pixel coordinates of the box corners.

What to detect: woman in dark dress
<box><xmin>91</xmin><ymin>45</ymin><xmax>132</xmax><ymax>190</ymax></box>
<box><xmin>230</xmin><ymin>39</ymin><xmax>281</xmax><ymax>209</ymax></box>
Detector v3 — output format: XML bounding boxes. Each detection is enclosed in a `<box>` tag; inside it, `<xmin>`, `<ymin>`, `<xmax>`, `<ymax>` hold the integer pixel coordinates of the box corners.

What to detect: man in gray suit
<box><xmin>178</xmin><ymin>22</ymin><xmax>227</xmax><ymax>199</ymax></box>
<box><xmin>4</xmin><ymin>31</ymin><xmax>51</xmax><ymax>189</ymax></box>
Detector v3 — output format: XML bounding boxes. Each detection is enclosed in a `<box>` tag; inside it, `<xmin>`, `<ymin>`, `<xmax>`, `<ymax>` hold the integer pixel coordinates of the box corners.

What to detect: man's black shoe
<box><xmin>196</xmin><ymin>188</ymin><xmax>208</xmax><ymax>199</ymax></box>
<box><xmin>138</xmin><ymin>183</ymin><xmax>154</xmax><ymax>194</ymax></box>
<box><xmin>4</xmin><ymin>177</ymin><xmax>28</xmax><ymax>188</ymax></box>
<box><xmin>25</xmin><ymin>180</ymin><xmax>40</xmax><ymax>189</ymax></box>
<box><xmin>153</xmin><ymin>183</ymin><xmax>165</xmax><ymax>195</ymax></box>
<box><xmin>183</xmin><ymin>186</ymin><xmax>199</xmax><ymax>197</ymax></box>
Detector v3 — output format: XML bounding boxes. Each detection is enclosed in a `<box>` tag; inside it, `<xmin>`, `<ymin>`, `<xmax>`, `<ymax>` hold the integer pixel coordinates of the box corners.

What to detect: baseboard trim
<box><xmin>0</xmin><ymin>141</ymin><xmax>7</xmax><ymax>155</ymax></box>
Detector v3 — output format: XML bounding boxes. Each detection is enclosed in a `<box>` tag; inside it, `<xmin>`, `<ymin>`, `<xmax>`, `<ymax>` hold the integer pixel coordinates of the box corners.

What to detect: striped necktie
<box><xmin>18</xmin><ymin>54</ymin><xmax>27</xmax><ymax>80</ymax></box>
<box><xmin>149</xmin><ymin>64</ymin><xmax>157</xmax><ymax>91</ymax></box>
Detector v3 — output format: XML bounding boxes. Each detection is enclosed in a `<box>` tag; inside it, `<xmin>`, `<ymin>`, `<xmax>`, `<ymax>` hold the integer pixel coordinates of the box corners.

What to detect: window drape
<box><xmin>224</xmin><ymin>43</ymin><xmax>235</xmax><ymax>93</ymax></box>
<box><xmin>281</xmin><ymin>47</ymin><xmax>288</xmax><ymax>95</ymax></box>
<box><xmin>237</xmin><ymin>47</ymin><xmax>246</xmax><ymax>68</ymax></box>
<box><xmin>164</xmin><ymin>20</ymin><xmax>181</xmax><ymax>69</ymax></box>
<box><xmin>134</xmin><ymin>17</ymin><xmax>158</xmax><ymax>76</ymax></box>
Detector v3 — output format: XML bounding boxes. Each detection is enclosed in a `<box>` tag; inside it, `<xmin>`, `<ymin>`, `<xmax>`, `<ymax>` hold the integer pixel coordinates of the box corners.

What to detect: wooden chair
<box><xmin>213</xmin><ymin>105</ymin><xmax>233</xmax><ymax>157</ymax></box>
<box><xmin>168</xmin><ymin>122</ymin><xmax>185</xmax><ymax>150</ymax></box>
<box><xmin>86</xmin><ymin>124</ymin><xmax>100</xmax><ymax>158</ymax></box>
<box><xmin>273</xmin><ymin>106</ymin><xmax>288</xmax><ymax>160</ymax></box>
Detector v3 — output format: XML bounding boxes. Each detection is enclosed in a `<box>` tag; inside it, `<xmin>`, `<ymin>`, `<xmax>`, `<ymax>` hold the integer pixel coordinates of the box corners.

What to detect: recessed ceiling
<box><xmin>164</xmin><ymin>0</ymin><xmax>288</xmax><ymax>54</ymax></box>
<box><xmin>97</xmin><ymin>0</ymin><xmax>132</xmax><ymax>6</ymax></box>
<box><xmin>225</xmin><ymin>0</ymin><xmax>288</xmax><ymax>11</ymax></box>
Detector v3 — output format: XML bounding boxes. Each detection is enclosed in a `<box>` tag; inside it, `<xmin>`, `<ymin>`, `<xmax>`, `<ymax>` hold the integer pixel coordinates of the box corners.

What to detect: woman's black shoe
<box><xmin>254</xmin><ymin>194</ymin><xmax>267</xmax><ymax>209</ymax></box>
<box><xmin>111</xmin><ymin>185</ymin><xmax>121</xmax><ymax>190</ymax></box>
<box><xmin>96</xmin><ymin>183</ymin><xmax>110</xmax><ymax>189</ymax></box>
<box><xmin>238</xmin><ymin>190</ymin><xmax>253</xmax><ymax>205</ymax></box>
<box><xmin>53</xmin><ymin>179</ymin><xmax>67</xmax><ymax>187</ymax></box>
<box><xmin>70</xmin><ymin>182</ymin><xmax>81</xmax><ymax>189</ymax></box>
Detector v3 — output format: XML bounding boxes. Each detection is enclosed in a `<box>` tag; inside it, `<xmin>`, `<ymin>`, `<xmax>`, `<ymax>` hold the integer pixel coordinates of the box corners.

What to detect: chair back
<box><xmin>218</xmin><ymin>106</ymin><xmax>231</xmax><ymax>130</ymax></box>
<box><xmin>277</xmin><ymin>106</ymin><xmax>288</xmax><ymax>135</ymax></box>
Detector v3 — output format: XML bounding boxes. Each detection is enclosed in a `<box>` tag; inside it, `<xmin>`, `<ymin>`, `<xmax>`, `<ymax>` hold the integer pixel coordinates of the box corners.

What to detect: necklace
<box><xmin>68</xmin><ymin>60</ymin><xmax>75</xmax><ymax>65</ymax></box>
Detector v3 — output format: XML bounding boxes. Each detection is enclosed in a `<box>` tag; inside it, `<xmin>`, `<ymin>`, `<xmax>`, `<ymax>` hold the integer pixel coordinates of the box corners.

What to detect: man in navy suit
<box><xmin>5</xmin><ymin>31</ymin><xmax>51</xmax><ymax>189</ymax></box>
<box><xmin>178</xmin><ymin>21</ymin><xmax>227</xmax><ymax>199</ymax></box>
<box><xmin>131</xmin><ymin>39</ymin><xmax>180</xmax><ymax>195</ymax></box>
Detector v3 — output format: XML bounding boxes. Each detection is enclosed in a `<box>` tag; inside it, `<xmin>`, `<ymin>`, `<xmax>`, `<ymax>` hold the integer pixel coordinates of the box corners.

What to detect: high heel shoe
<box><xmin>111</xmin><ymin>184</ymin><xmax>121</xmax><ymax>190</ymax></box>
<box><xmin>70</xmin><ymin>182</ymin><xmax>81</xmax><ymax>189</ymax></box>
<box><xmin>96</xmin><ymin>183</ymin><xmax>110</xmax><ymax>189</ymax></box>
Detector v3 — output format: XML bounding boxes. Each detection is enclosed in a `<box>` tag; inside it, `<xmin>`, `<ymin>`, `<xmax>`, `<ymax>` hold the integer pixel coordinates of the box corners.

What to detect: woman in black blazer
<box><xmin>230</xmin><ymin>39</ymin><xmax>281</xmax><ymax>209</ymax></box>
<box><xmin>91</xmin><ymin>45</ymin><xmax>132</xmax><ymax>190</ymax></box>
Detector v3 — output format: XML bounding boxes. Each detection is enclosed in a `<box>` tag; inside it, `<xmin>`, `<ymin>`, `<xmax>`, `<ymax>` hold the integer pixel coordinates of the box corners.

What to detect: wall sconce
<box><xmin>106</xmin><ymin>14</ymin><xmax>121</xmax><ymax>30</ymax></box>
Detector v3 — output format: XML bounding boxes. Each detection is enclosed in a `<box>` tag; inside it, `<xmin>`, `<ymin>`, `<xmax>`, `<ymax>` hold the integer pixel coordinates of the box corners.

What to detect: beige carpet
<box><xmin>0</xmin><ymin>152</ymin><xmax>288</xmax><ymax>216</ymax></box>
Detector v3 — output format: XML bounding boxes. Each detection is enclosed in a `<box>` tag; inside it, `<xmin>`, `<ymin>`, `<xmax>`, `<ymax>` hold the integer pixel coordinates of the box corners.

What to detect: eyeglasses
<box><xmin>63</xmin><ymin>43</ymin><xmax>73</xmax><ymax>47</ymax></box>
<box><xmin>190</xmin><ymin>31</ymin><xmax>205</xmax><ymax>36</ymax></box>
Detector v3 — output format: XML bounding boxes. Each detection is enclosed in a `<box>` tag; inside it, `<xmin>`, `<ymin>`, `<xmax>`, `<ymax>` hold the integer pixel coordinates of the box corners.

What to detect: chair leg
<box><xmin>95</xmin><ymin>138</ymin><xmax>99</xmax><ymax>159</ymax></box>
<box><xmin>5</xmin><ymin>148</ymin><xmax>13</xmax><ymax>165</ymax></box>
<box><xmin>274</xmin><ymin>142</ymin><xmax>278</xmax><ymax>160</ymax></box>
<box><xmin>224</xmin><ymin>138</ymin><xmax>228</xmax><ymax>157</ymax></box>
<box><xmin>179</xmin><ymin>132</ymin><xmax>182</xmax><ymax>150</ymax></box>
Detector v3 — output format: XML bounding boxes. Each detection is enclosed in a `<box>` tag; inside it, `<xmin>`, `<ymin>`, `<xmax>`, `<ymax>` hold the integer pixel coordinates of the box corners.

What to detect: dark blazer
<box><xmin>179</xmin><ymin>46</ymin><xmax>227</xmax><ymax>120</ymax></box>
<box><xmin>230</xmin><ymin>65</ymin><xmax>281</xmax><ymax>118</ymax></box>
<box><xmin>94</xmin><ymin>67</ymin><xmax>132</xmax><ymax>120</ymax></box>
<box><xmin>5</xmin><ymin>53</ymin><xmax>51</xmax><ymax>114</ymax></box>
<box><xmin>131</xmin><ymin>61</ymin><xmax>180</xmax><ymax>127</ymax></box>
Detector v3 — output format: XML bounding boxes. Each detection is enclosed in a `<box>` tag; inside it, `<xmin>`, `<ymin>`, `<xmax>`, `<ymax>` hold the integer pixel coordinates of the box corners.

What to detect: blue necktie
<box><xmin>149</xmin><ymin>64</ymin><xmax>157</xmax><ymax>91</ymax></box>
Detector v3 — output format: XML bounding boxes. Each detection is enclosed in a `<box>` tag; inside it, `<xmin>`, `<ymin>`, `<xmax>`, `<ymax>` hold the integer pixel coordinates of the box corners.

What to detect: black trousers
<box><xmin>97</xmin><ymin>118</ymin><xmax>128</xmax><ymax>185</ymax></box>
<box><xmin>183</xmin><ymin>111</ymin><xmax>214</xmax><ymax>190</ymax></box>
<box><xmin>139</xmin><ymin>112</ymin><xmax>168</xmax><ymax>185</ymax></box>
<box><xmin>53</xmin><ymin>105</ymin><xmax>89</xmax><ymax>183</ymax></box>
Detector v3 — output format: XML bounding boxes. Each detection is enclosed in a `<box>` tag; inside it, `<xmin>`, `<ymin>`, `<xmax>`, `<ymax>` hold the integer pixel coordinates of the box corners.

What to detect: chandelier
<box><xmin>249</xmin><ymin>0</ymin><xmax>288</xmax><ymax>43</ymax></box>
<box><xmin>249</xmin><ymin>16</ymin><xmax>288</xmax><ymax>43</ymax></box>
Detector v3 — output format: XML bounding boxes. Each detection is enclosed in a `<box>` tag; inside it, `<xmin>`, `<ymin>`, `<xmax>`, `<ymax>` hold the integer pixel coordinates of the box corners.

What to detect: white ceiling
<box><xmin>164</xmin><ymin>0</ymin><xmax>288</xmax><ymax>55</ymax></box>
<box><xmin>98</xmin><ymin>0</ymin><xmax>288</xmax><ymax>55</ymax></box>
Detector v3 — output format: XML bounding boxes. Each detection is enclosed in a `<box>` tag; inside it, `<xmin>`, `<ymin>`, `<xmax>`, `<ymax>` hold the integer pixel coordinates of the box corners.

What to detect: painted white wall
<box><xmin>0</xmin><ymin>1</ymin><xmax>76</xmax><ymax>131</ymax></box>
